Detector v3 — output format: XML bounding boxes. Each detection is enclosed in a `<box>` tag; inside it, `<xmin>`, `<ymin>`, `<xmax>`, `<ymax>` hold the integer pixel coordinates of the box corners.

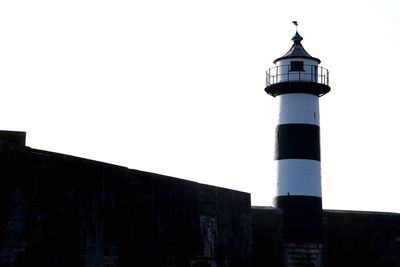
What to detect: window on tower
<box><xmin>290</xmin><ymin>61</ymin><xmax>304</xmax><ymax>71</ymax></box>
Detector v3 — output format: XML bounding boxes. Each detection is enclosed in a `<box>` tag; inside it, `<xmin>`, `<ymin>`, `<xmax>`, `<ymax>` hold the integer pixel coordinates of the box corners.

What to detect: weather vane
<box><xmin>292</xmin><ymin>21</ymin><xmax>298</xmax><ymax>31</ymax></box>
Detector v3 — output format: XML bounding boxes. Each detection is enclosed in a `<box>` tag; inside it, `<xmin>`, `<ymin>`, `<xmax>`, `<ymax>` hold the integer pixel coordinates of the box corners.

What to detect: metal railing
<box><xmin>266</xmin><ymin>64</ymin><xmax>329</xmax><ymax>87</ymax></box>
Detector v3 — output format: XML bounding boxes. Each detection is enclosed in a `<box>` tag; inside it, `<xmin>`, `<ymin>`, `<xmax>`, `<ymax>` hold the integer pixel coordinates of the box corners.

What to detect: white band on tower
<box><xmin>278</xmin><ymin>94</ymin><xmax>319</xmax><ymax>126</ymax></box>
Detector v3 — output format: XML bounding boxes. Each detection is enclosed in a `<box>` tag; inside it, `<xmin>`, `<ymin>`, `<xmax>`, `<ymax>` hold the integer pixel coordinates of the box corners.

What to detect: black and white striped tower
<box><xmin>265</xmin><ymin>25</ymin><xmax>330</xmax><ymax>266</ymax></box>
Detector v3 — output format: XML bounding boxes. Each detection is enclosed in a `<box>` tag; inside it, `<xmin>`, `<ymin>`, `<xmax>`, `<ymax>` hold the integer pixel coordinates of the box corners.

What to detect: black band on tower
<box><xmin>275</xmin><ymin>124</ymin><xmax>320</xmax><ymax>161</ymax></box>
<box><xmin>274</xmin><ymin>195</ymin><xmax>323</xmax><ymax>243</ymax></box>
<box><xmin>265</xmin><ymin>81</ymin><xmax>330</xmax><ymax>97</ymax></box>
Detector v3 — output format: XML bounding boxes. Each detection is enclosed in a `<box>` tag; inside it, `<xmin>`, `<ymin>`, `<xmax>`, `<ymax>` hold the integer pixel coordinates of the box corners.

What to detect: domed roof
<box><xmin>273</xmin><ymin>31</ymin><xmax>321</xmax><ymax>64</ymax></box>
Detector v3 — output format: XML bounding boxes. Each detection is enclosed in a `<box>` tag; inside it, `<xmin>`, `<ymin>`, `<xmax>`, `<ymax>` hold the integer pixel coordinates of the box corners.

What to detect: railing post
<box><xmin>311</xmin><ymin>65</ymin><xmax>313</xmax><ymax>82</ymax></box>
<box><xmin>287</xmin><ymin>65</ymin><xmax>289</xmax><ymax>81</ymax></box>
<box><xmin>327</xmin><ymin>69</ymin><xmax>329</xmax><ymax>85</ymax></box>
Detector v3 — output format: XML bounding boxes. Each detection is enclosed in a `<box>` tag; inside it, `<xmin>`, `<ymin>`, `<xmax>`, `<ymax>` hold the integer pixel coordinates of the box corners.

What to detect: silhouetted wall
<box><xmin>251</xmin><ymin>207</ymin><xmax>400</xmax><ymax>267</ymax></box>
<box><xmin>323</xmin><ymin>210</ymin><xmax>400</xmax><ymax>267</ymax></box>
<box><xmin>1</xmin><ymin>131</ymin><xmax>400</xmax><ymax>267</ymax></box>
<box><xmin>0</xmin><ymin>145</ymin><xmax>252</xmax><ymax>267</ymax></box>
<box><xmin>251</xmin><ymin>207</ymin><xmax>284</xmax><ymax>267</ymax></box>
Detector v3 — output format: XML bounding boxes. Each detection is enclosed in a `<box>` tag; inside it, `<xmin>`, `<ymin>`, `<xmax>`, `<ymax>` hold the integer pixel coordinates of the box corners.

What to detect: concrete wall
<box><xmin>0</xmin><ymin>147</ymin><xmax>252</xmax><ymax>267</ymax></box>
<box><xmin>251</xmin><ymin>207</ymin><xmax>400</xmax><ymax>267</ymax></box>
<box><xmin>323</xmin><ymin>210</ymin><xmax>400</xmax><ymax>267</ymax></box>
<box><xmin>251</xmin><ymin>207</ymin><xmax>284</xmax><ymax>267</ymax></box>
<box><xmin>1</xmin><ymin>132</ymin><xmax>400</xmax><ymax>267</ymax></box>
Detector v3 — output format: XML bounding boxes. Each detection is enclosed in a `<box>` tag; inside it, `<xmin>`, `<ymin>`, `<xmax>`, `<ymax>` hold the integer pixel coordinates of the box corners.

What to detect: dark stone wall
<box><xmin>251</xmin><ymin>207</ymin><xmax>283</xmax><ymax>267</ymax></box>
<box><xmin>251</xmin><ymin>207</ymin><xmax>400</xmax><ymax>267</ymax></box>
<box><xmin>323</xmin><ymin>210</ymin><xmax>400</xmax><ymax>267</ymax></box>
<box><xmin>1</xmin><ymin>131</ymin><xmax>400</xmax><ymax>267</ymax></box>
<box><xmin>0</xmin><ymin>147</ymin><xmax>252</xmax><ymax>267</ymax></box>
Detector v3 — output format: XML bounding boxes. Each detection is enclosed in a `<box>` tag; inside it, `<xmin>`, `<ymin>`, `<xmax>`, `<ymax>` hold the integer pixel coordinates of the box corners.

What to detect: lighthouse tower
<box><xmin>265</xmin><ymin>25</ymin><xmax>330</xmax><ymax>266</ymax></box>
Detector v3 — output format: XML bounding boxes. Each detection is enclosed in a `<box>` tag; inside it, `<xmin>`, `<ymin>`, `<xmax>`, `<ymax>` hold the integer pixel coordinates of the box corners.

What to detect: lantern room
<box><xmin>265</xmin><ymin>31</ymin><xmax>330</xmax><ymax>97</ymax></box>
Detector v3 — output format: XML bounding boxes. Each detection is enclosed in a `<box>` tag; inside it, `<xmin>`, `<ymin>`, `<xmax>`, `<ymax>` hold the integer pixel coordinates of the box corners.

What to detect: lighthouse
<box><xmin>265</xmin><ymin>25</ymin><xmax>330</xmax><ymax>266</ymax></box>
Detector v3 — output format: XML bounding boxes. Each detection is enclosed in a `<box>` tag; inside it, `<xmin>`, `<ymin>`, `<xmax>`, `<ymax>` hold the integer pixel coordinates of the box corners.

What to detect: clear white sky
<box><xmin>1</xmin><ymin>0</ymin><xmax>399</xmax><ymax>213</ymax></box>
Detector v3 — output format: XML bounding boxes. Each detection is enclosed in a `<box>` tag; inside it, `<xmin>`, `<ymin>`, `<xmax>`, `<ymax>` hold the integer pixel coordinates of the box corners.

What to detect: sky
<box><xmin>1</xmin><ymin>0</ymin><xmax>399</xmax><ymax>213</ymax></box>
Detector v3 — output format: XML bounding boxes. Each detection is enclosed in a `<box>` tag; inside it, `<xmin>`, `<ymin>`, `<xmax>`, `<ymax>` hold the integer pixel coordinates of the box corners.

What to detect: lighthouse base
<box><xmin>284</xmin><ymin>243</ymin><xmax>323</xmax><ymax>267</ymax></box>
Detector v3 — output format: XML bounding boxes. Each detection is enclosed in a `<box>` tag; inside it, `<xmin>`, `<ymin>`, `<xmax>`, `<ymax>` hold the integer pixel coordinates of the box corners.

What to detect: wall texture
<box><xmin>251</xmin><ymin>207</ymin><xmax>284</xmax><ymax>267</ymax></box>
<box><xmin>251</xmin><ymin>207</ymin><xmax>400</xmax><ymax>267</ymax></box>
<box><xmin>323</xmin><ymin>210</ymin><xmax>400</xmax><ymax>267</ymax></box>
<box><xmin>1</xmin><ymin>132</ymin><xmax>400</xmax><ymax>267</ymax></box>
<box><xmin>0</xmin><ymin>145</ymin><xmax>252</xmax><ymax>267</ymax></box>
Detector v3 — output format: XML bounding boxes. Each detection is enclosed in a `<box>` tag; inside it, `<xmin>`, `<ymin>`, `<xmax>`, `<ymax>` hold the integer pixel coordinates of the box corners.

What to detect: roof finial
<box><xmin>291</xmin><ymin>21</ymin><xmax>303</xmax><ymax>44</ymax></box>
